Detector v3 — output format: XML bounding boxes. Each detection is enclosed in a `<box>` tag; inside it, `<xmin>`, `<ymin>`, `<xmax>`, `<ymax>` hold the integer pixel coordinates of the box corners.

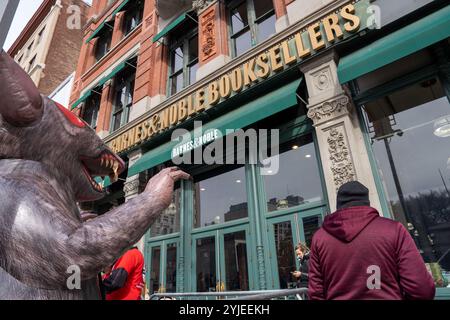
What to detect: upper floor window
<box><xmin>123</xmin><ymin>0</ymin><xmax>144</xmax><ymax>36</ymax></box>
<box><xmin>95</xmin><ymin>27</ymin><xmax>113</xmax><ymax>61</ymax></box>
<box><xmin>168</xmin><ymin>18</ymin><xmax>198</xmax><ymax>96</ymax></box>
<box><xmin>28</xmin><ymin>55</ymin><xmax>36</xmax><ymax>72</ymax></box>
<box><xmin>111</xmin><ymin>60</ymin><xmax>136</xmax><ymax>132</ymax></box>
<box><xmin>26</xmin><ymin>41</ymin><xmax>34</xmax><ymax>58</ymax></box>
<box><xmin>227</xmin><ymin>0</ymin><xmax>275</xmax><ymax>57</ymax></box>
<box><xmin>37</xmin><ymin>27</ymin><xmax>45</xmax><ymax>45</ymax></box>
<box><xmin>82</xmin><ymin>92</ymin><xmax>101</xmax><ymax>129</ymax></box>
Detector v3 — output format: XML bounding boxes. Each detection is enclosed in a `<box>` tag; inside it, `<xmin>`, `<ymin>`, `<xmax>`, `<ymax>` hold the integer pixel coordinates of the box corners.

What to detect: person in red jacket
<box><xmin>102</xmin><ymin>247</ymin><xmax>145</xmax><ymax>300</ymax></box>
<box><xmin>308</xmin><ymin>181</ymin><xmax>435</xmax><ymax>300</ymax></box>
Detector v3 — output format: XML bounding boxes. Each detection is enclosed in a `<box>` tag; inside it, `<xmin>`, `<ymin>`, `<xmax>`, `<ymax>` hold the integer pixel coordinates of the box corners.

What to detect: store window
<box><xmin>193</xmin><ymin>166</ymin><xmax>248</xmax><ymax>228</ymax></box>
<box><xmin>149</xmin><ymin>188</ymin><xmax>181</xmax><ymax>237</ymax></box>
<box><xmin>122</xmin><ymin>0</ymin><xmax>144</xmax><ymax>36</ymax></box>
<box><xmin>95</xmin><ymin>27</ymin><xmax>113</xmax><ymax>61</ymax></box>
<box><xmin>227</xmin><ymin>0</ymin><xmax>276</xmax><ymax>57</ymax></box>
<box><xmin>262</xmin><ymin>134</ymin><xmax>323</xmax><ymax>212</ymax></box>
<box><xmin>168</xmin><ymin>24</ymin><xmax>198</xmax><ymax>96</ymax></box>
<box><xmin>111</xmin><ymin>63</ymin><xmax>135</xmax><ymax>132</ymax></box>
<box><xmin>82</xmin><ymin>92</ymin><xmax>101</xmax><ymax>129</ymax></box>
<box><xmin>361</xmin><ymin>76</ymin><xmax>450</xmax><ymax>285</ymax></box>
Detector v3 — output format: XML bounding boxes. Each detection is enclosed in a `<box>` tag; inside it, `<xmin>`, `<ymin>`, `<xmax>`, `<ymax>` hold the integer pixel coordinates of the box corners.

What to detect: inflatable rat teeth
<box><xmin>0</xmin><ymin>50</ymin><xmax>190</xmax><ymax>300</ymax></box>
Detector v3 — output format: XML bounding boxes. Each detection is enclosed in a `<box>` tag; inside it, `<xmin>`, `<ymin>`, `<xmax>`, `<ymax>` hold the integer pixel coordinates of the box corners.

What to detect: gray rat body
<box><xmin>0</xmin><ymin>50</ymin><xmax>189</xmax><ymax>300</ymax></box>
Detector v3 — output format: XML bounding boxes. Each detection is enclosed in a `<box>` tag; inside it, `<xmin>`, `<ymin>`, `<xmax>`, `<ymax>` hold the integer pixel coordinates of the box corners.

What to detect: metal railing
<box><xmin>149</xmin><ymin>288</ymin><xmax>308</xmax><ymax>300</ymax></box>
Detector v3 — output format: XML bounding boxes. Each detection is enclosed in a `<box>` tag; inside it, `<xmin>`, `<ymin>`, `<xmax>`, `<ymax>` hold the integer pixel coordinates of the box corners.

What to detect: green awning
<box><xmin>338</xmin><ymin>5</ymin><xmax>450</xmax><ymax>84</ymax></box>
<box><xmin>152</xmin><ymin>12</ymin><xmax>190</xmax><ymax>43</ymax></box>
<box><xmin>94</xmin><ymin>176</ymin><xmax>112</xmax><ymax>189</ymax></box>
<box><xmin>111</xmin><ymin>0</ymin><xmax>131</xmax><ymax>19</ymax></box>
<box><xmin>85</xmin><ymin>19</ymin><xmax>114</xmax><ymax>44</ymax></box>
<box><xmin>127</xmin><ymin>79</ymin><xmax>302</xmax><ymax>177</ymax></box>
<box><xmin>71</xmin><ymin>90</ymin><xmax>92</xmax><ymax>110</ymax></box>
<box><xmin>97</xmin><ymin>61</ymin><xmax>127</xmax><ymax>87</ymax></box>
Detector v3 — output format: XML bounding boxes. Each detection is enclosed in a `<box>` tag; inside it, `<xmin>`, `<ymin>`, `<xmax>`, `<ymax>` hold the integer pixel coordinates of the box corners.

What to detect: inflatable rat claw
<box><xmin>0</xmin><ymin>50</ymin><xmax>190</xmax><ymax>299</ymax></box>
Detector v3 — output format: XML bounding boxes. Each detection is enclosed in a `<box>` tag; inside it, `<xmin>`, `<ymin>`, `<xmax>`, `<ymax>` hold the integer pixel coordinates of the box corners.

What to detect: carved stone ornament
<box><xmin>307</xmin><ymin>95</ymin><xmax>351</xmax><ymax>126</ymax></box>
<box><xmin>200</xmin><ymin>6</ymin><xmax>216</xmax><ymax>61</ymax></box>
<box><xmin>193</xmin><ymin>0</ymin><xmax>215</xmax><ymax>13</ymax></box>
<box><xmin>123</xmin><ymin>178</ymin><xmax>141</xmax><ymax>197</ymax></box>
<box><xmin>327</xmin><ymin>127</ymin><xmax>356</xmax><ymax>190</ymax></box>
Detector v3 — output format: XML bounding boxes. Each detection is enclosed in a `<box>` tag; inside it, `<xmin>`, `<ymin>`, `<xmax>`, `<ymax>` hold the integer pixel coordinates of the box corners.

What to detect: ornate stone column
<box><xmin>124</xmin><ymin>149</ymin><xmax>147</xmax><ymax>252</ymax></box>
<box><xmin>301</xmin><ymin>52</ymin><xmax>383</xmax><ymax>213</ymax></box>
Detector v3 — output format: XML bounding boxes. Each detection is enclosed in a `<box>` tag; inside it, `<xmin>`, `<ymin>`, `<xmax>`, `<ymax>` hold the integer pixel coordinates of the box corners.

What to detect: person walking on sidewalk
<box><xmin>308</xmin><ymin>181</ymin><xmax>435</xmax><ymax>300</ymax></box>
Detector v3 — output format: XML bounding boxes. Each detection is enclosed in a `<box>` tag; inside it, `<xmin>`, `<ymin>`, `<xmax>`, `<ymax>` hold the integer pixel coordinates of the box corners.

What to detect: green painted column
<box><xmin>246</xmin><ymin>163</ymin><xmax>268</xmax><ymax>290</ymax></box>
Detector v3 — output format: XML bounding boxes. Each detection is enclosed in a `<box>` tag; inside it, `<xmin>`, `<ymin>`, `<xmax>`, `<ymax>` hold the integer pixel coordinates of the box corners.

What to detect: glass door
<box><xmin>267</xmin><ymin>207</ymin><xmax>324</xmax><ymax>289</ymax></box>
<box><xmin>192</xmin><ymin>225</ymin><xmax>253</xmax><ymax>293</ymax></box>
<box><xmin>147</xmin><ymin>239</ymin><xmax>179</xmax><ymax>294</ymax></box>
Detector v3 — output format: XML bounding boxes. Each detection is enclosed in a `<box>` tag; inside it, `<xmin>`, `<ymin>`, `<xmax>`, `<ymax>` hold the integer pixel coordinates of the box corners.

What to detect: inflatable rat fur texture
<box><xmin>0</xmin><ymin>50</ymin><xmax>190</xmax><ymax>299</ymax></box>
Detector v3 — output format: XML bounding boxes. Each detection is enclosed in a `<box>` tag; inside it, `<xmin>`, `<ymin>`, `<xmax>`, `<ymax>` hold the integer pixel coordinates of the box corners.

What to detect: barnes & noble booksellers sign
<box><xmin>108</xmin><ymin>0</ymin><xmax>371</xmax><ymax>154</ymax></box>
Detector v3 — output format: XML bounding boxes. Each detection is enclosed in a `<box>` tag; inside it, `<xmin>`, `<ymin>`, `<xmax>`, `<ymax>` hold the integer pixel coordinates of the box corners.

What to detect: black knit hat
<box><xmin>336</xmin><ymin>181</ymin><xmax>370</xmax><ymax>210</ymax></box>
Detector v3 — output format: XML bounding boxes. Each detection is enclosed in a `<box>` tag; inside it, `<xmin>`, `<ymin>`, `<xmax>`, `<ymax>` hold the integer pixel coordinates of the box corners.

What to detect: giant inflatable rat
<box><xmin>0</xmin><ymin>50</ymin><xmax>190</xmax><ymax>299</ymax></box>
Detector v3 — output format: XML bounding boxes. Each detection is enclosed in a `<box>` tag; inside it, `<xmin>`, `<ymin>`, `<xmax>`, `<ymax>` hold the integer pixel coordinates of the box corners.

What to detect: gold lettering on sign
<box><xmin>323</xmin><ymin>13</ymin><xmax>344</xmax><ymax>43</ymax></box>
<box><xmin>208</xmin><ymin>81</ymin><xmax>220</xmax><ymax>105</ymax></box>
<box><xmin>341</xmin><ymin>4</ymin><xmax>361</xmax><ymax>33</ymax></box>
<box><xmin>308</xmin><ymin>22</ymin><xmax>325</xmax><ymax>51</ymax></box>
<box><xmin>281</xmin><ymin>40</ymin><xmax>297</xmax><ymax>65</ymax></box>
<box><xmin>269</xmin><ymin>45</ymin><xmax>284</xmax><ymax>72</ymax></box>
<box><xmin>219</xmin><ymin>74</ymin><xmax>231</xmax><ymax>99</ymax></box>
<box><xmin>294</xmin><ymin>32</ymin><xmax>311</xmax><ymax>58</ymax></box>
<box><xmin>196</xmin><ymin>89</ymin><xmax>206</xmax><ymax>112</ymax></box>
<box><xmin>255</xmin><ymin>53</ymin><xmax>270</xmax><ymax>79</ymax></box>
<box><xmin>230</xmin><ymin>68</ymin><xmax>243</xmax><ymax>92</ymax></box>
<box><xmin>243</xmin><ymin>58</ymin><xmax>257</xmax><ymax>87</ymax></box>
<box><xmin>178</xmin><ymin>99</ymin><xmax>188</xmax><ymax>122</ymax></box>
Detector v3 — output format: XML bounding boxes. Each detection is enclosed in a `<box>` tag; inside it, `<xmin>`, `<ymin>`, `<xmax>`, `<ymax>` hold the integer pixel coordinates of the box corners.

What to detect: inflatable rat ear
<box><xmin>0</xmin><ymin>50</ymin><xmax>43</xmax><ymax>127</ymax></box>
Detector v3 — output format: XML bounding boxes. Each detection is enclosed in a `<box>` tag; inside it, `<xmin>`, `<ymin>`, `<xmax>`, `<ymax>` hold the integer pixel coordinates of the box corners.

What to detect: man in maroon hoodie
<box><xmin>308</xmin><ymin>181</ymin><xmax>435</xmax><ymax>300</ymax></box>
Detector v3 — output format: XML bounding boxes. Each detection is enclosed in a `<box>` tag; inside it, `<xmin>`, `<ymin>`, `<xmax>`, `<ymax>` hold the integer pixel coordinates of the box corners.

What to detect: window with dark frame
<box><xmin>82</xmin><ymin>91</ymin><xmax>101</xmax><ymax>129</ymax></box>
<box><xmin>168</xmin><ymin>15</ymin><xmax>198</xmax><ymax>96</ymax></box>
<box><xmin>122</xmin><ymin>0</ymin><xmax>144</xmax><ymax>36</ymax></box>
<box><xmin>227</xmin><ymin>0</ymin><xmax>276</xmax><ymax>57</ymax></box>
<box><xmin>28</xmin><ymin>55</ymin><xmax>36</xmax><ymax>72</ymax></box>
<box><xmin>94</xmin><ymin>26</ymin><xmax>113</xmax><ymax>61</ymax></box>
<box><xmin>111</xmin><ymin>59</ymin><xmax>137</xmax><ymax>132</ymax></box>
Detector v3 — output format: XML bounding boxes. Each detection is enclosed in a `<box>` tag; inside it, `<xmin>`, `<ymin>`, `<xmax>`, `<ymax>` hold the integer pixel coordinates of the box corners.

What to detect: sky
<box><xmin>3</xmin><ymin>0</ymin><xmax>92</xmax><ymax>51</ymax></box>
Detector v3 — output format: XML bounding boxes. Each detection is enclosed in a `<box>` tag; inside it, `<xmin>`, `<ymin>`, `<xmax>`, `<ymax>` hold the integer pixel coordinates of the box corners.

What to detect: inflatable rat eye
<box><xmin>54</xmin><ymin>102</ymin><xmax>86</xmax><ymax>128</ymax></box>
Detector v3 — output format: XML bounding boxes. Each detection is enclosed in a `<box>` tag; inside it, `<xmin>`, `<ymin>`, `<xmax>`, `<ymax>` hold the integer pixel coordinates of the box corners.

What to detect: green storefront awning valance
<box><xmin>95</xmin><ymin>176</ymin><xmax>112</xmax><ymax>189</ymax></box>
<box><xmin>111</xmin><ymin>0</ymin><xmax>131</xmax><ymax>19</ymax></box>
<box><xmin>152</xmin><ymin>12</ymin><xmax>190</xmax><ymax>43</ymax></box>
<box><xmin>71</xmin><ymin>90</ymin><xmax>92</xmax><ymax>110</ymax></box>
<box><xmin>127</xmin><ymin>79</ymin><xmax>302</xmax><ymax>177</ymax></box>
<box><xmin>85</xmin><ymin>19</ymin><xmax>115</xmax><ymax>44</ymax></box>
<box><xmin>337</xmin><ymin>5</ymin><xmax>450</xmax><ymax>84</ymax></box>
<box><xmin>97</xmin><ymin>61</ymin><xmax>127</xmax><ymax>87</ymax></box>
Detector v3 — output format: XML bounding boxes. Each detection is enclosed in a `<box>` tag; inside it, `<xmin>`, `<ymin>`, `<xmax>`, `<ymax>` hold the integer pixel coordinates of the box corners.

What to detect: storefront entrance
<box><xmin>267</xmin><ymin>206</ymin><xmax>324</xmax><ymax>289</ymax></box>
<box><xmin>148</xmin><ymin>238</ymin><xmax>179</xmax><ymax>294</ymax></box>
<box><xmin>192</xmin><ymin>224</ymin><xmax>253</xmax><ymax>292</ymax></box>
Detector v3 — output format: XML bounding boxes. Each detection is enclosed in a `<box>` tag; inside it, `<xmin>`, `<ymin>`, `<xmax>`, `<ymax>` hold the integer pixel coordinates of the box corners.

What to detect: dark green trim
<box><xmin>153</xmin><ymin>12</ymin><xmax>188</xmax><ymax>43</ymax></box>
<box><xmin>127</xmin><ymin>79</ymin><xmax>303</xmax><ymax>177</ymax></box>
<box><xmin>110</xmin><ymin>0</ymin><xmax>131</xmax><ymax>18</ymax></box>
<box><xmin>71</xmin><ymin>90</ymin><xmax>92</xmax><ymax>110</ymax></box>
<box><xmin>338</xmin><ymin>4</ymin><xmax>450</xmax><ymax>84</ymax></box>
<box><xmin>85</xmin><ymin>19</ymin><xmax>114</xmax><ymax>44</ymax></box>
<box><xmin>97</xmin><ymin>61</ymin><xmax>127</xmax><ymax>87</ymax></box>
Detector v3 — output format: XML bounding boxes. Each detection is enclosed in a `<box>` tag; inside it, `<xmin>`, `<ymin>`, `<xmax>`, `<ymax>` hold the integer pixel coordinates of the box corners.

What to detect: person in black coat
<box><xmin>292</xmin><ymin>243</ymin><xmax>310</xmax><ymax>290</ymax></box>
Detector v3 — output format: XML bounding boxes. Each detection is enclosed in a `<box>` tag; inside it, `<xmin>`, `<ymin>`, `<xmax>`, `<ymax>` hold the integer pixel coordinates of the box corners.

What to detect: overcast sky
<box><xmin>3</xmin><ymin>0</ymin><xmax>92</xmax><ymax>51</ymax></box>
